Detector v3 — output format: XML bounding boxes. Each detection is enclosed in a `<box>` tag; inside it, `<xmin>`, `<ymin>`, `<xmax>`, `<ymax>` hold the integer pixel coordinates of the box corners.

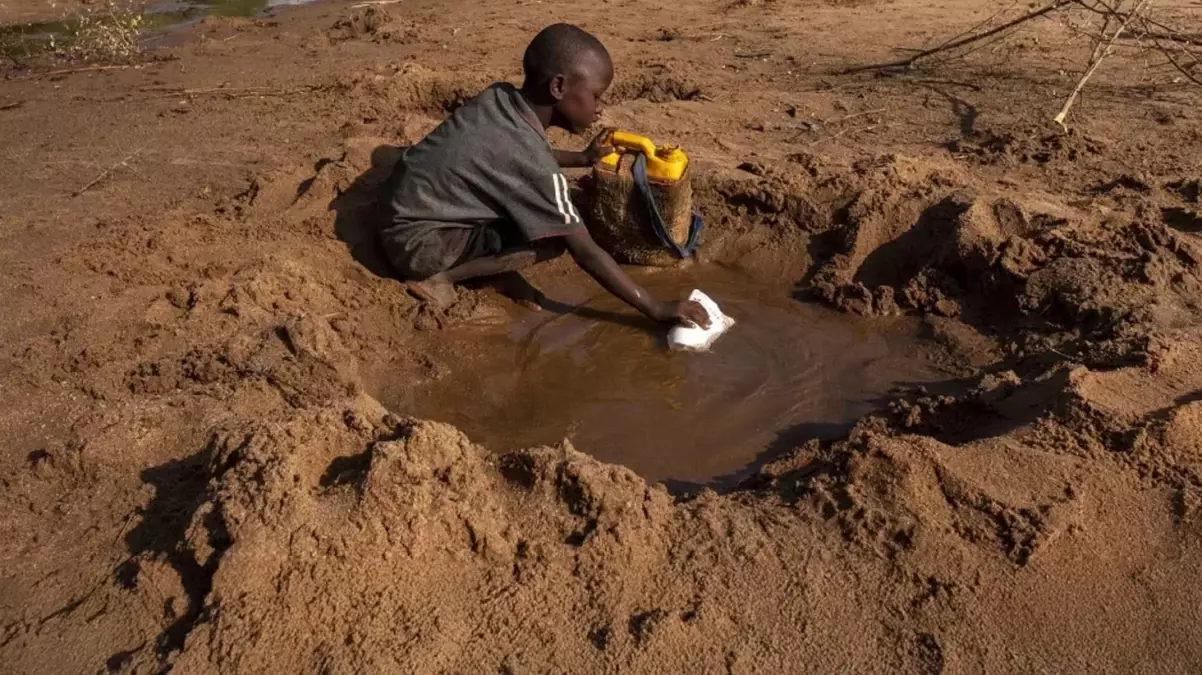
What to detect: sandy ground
<box><xmin>3</xmin><ymin>0</ymin><xmax>1202</xmax><ymax>672</ymax></box>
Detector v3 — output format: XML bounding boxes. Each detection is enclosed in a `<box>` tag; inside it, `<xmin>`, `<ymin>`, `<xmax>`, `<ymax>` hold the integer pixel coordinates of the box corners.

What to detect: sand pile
<box><xmin>10</xmin><ymin>128</ymin><xmax>1197</xmax><ymax>674</ymax></box>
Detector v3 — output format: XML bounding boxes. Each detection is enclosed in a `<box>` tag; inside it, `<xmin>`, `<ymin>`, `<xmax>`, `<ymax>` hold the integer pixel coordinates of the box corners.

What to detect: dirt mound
<box><xmin>788</xmin><ymin>155</ymin><xmax>1202</xmax><ymax>349</ymax></box>
<box><xmin>609</xmin><ymin>70</ymin><xmax>708</xmax><ymax>103</ymax></box>
<box><xmin>687</xmin><ymin>149</ymin><xmax>1202</xmax><ymax>360</ymax></box>
<box><xmin>117</xmin><ymin>413</ymin><xmax>689</xmax><ymax>672</ymax></box>
<box><xmin>327</xmin><ymin>7</ymin><xmax>418</xmax><ymax>43</ymax></box>
<box><xmin>331</xmin><ymin>64</ymin><xmax>494</xmax><ymax>121</ymax></box>
<box><xmin>117</xmin><ymin>394</ymin><xmax>1202</xmax><ymax>673</ymax></box>
<box><xmin>947</xmin><ymin>127</ymin><xmax>1109</xmax><ymax>168</ymax></box>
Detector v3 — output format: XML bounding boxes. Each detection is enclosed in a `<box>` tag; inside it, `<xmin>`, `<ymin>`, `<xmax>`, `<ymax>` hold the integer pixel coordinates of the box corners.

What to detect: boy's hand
<box><xmin>583</xmin><ymin>127</ymin><xmax>616</xmax><ymax>164</ymax></box>
<box><xmin>561</xmin><ymin>230</ymin><xmax>711</xmax><ymax>330</ymax></box>
<box><xmin>652</xmin><ymin>299</ymin><xmax>711</xmax><ymax>328</ymax></box>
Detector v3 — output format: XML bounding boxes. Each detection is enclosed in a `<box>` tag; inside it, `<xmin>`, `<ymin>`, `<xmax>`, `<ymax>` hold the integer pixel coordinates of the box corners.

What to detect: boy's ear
<box><xmin>549</xmin><ymin>73</ymin><xmax>567</xmax><ymax>102</ymax></box>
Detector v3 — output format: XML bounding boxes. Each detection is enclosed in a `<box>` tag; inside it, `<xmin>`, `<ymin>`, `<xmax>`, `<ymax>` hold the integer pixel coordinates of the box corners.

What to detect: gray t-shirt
<box><xmin>378</xmin><ymin>83</ymin><xmax>584</xmax><ymax>272</ymax></box>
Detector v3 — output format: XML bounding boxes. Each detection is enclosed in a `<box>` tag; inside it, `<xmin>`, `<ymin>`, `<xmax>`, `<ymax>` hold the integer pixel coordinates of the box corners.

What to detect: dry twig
<box><xmin>1152</xmin><ymin>33</ymin><xmax>1202</xmax><ymax>87</ymax></box>
<box><xmin>30</xmin><ymin>64</ymin><xmax>134</xmax><ymax>78</ymax></box>
<box><xmin>927</xmin><ymin>0</ymin><xmax>1023</xmax><ymax>57</ymax></box>
<box><xmin>1073</xmin><ymin>0</ymin><xmax>1201</xmax><ymax>48</ymax></box>
<box><xmin>834</xmin><ymin>107</ymin><xmax>887</xmax><ymax>123</ymax></box>
<box><xmin>72</xmin><ymin>149</ymin><xmax>143</xmax><ymax>197</ymax></box>
<box><xmin>140</xmin><ymin>85</ymin><xmax>323</xmax><ymax>99</ymax></box>
<box><xmin>1053</xmin><ymin>0</ymin><xmax>1152</xmax><ymax>129</ymax></box>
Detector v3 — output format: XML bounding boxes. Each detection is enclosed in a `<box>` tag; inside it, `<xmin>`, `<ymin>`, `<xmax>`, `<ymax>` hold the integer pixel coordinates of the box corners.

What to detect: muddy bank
<box><xmin>3</xmin><ymin>0</ymin><xmax>1202</xmax><ymax>672</ymax></box>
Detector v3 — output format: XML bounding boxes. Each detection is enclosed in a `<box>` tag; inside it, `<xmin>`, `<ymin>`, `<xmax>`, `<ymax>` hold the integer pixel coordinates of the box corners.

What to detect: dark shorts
<box><xmin>380</xmin><ymin>220</ymin><xmax>525</xmax><ymax>280</ymax></box>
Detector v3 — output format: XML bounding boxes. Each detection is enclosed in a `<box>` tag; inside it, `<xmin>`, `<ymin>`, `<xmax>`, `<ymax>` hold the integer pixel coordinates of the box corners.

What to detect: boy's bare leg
<box><xmin>475</xmin><ymin>271</ymin><xmax>548</xmax><ymax>311</ymax></box>
<box><xmin>408</xmin><ymin>241</ymin><xmax>563</xmax><ymax>309</ymax></box>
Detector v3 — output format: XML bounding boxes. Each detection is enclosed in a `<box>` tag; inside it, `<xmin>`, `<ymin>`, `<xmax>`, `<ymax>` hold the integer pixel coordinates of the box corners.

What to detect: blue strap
<box><xmin>631</xmin><ymin>153</ymin><xmax>703</xmax><ymax>259</ymax></box>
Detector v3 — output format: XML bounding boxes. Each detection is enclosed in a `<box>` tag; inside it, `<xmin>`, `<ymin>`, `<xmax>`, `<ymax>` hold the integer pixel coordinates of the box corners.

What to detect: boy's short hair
<box><xmin>522</xmin><ymin>23</ymin><xmax>610</xmax><ymax>89</ymax></box>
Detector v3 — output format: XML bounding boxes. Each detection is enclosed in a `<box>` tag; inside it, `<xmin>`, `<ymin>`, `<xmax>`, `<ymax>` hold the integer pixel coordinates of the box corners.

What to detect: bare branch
<box><xmin>838</xmin><ymin>0</ymin><xmax>1071</xmax><ymax>74</ymax></box>
<box><xmin>1151</xmin><ymin>32</ymin><xmax>1202</xmax><ymax>87</ymax></box>
<box><xmin>928</xmin><ymin>1</ymin><xmax>1022</xmax><ymax>55</ymax></box>
<box><xmin>1126</xmin><ymin>29</ymin><xmax>1202</xmax><ymax>47</ymax></box>
<box><xmin>1054</xmin><ymin>0</ymin><xmax>1153</xmax><ymax>129</ymax></box>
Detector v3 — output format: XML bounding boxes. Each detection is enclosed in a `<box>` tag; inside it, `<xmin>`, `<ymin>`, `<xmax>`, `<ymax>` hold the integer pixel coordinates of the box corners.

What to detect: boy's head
<box><xmin>521</xmin><ymin>24</ymin><xmax>613</xmax><ymax>133</ymax></box>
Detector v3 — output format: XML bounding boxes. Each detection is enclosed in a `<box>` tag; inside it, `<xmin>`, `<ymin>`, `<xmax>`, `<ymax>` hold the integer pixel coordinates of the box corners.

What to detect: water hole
<box><xmin>387</xmin><ymin>266</ymin><xmax>957</xmax><ymax>488</ymax></box>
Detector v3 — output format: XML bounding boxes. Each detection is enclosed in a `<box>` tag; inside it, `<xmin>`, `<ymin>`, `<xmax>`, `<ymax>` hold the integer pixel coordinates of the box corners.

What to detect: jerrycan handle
<box><xmin>608</xmin><ymin>131</ymin><xmax>658</xmax><ymax>158</ymax></box>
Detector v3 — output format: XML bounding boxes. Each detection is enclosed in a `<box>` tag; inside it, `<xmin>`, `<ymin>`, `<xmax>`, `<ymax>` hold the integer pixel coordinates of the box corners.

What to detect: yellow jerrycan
<box><xmin>585</xmin><ymin>131</ymin><xmax>702</xmax><ymax>267</ymax></box>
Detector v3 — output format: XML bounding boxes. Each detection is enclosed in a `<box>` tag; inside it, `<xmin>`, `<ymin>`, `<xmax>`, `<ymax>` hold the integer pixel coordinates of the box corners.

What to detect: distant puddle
<box><xmin>0</xmin><ymin>0</ymin><xmax>321</xmax><ymax>53</ymax></box>
<box><xmin>151</xmin><ymin>0</ymin><xmax>324</xmax><ymax>20</ymax></box>
<box><xmin>388</xmin><ymin>266</ymin><xmax>953</xmax><ymax>488</ymax></box>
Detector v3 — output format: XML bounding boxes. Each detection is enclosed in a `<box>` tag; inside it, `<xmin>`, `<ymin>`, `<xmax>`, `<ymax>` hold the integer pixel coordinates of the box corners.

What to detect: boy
<box><xmin>378</xmin><ymin>23</ymin><xmax>709</xmax><ymax>329</ymax></box>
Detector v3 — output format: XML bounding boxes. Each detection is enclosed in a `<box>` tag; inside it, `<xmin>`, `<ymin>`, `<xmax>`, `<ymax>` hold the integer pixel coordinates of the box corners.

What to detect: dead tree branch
<box><xmin>834</xmin><ymin>0</ymin><xmax>1199</xmax><ymax>130</ymax></box>
<box><xmin>1151</xmin><ymin>31</ymin><xmax>1202</xmax><ymax>87</ymax></box>
<box><xmin>1053</xmin><ymin>0</ymin><xmax>1153</xmax><ymax>129</ymax></box>
<box><xmin>838</xmin><ymin>0</ymin><xmax>1071</xmax><ymax>74</ymax></box>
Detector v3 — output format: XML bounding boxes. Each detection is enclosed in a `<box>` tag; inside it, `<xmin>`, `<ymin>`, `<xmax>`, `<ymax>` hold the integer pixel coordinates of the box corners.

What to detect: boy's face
<box><xmin>552</xmin><ymin>54</ymin><xmax>613</xmax><ymax>134</ymax></box>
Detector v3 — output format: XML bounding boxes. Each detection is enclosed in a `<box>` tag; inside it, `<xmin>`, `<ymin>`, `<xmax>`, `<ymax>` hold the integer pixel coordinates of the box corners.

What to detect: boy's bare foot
<box><xmin>505</xmin><ymin>281</ymin><xmax>546</xmax><ymax>312</ymax></box>
<box><xmin>407</xmin><ymin>276</ymin><xmax>458</xmax><ymax>309</ymax></box>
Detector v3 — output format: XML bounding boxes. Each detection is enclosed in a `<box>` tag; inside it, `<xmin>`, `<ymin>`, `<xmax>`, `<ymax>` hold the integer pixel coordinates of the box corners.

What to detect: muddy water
<box><xmin>391</xmin><ymin>266</ymin><xmax>953</xmax><ymax>488</ymax></box>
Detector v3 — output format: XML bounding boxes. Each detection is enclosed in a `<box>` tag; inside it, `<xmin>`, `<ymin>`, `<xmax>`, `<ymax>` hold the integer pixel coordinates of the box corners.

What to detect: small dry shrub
<box><xmin>48</xmin><ymin>0</ymin><xmax>145</xmax><ymax>61</ymax></box>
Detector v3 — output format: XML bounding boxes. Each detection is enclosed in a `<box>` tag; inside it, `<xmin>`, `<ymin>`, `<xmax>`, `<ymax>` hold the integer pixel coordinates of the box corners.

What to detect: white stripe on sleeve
<box><xmin>552</xmin><ymin>174</ymin><xmax>570</xmax><ymax>225</ymax></box>
<box><xmin>566</xmin><ymin>188</ymin><xmax>582</xmax><ymax>224</ymax></box>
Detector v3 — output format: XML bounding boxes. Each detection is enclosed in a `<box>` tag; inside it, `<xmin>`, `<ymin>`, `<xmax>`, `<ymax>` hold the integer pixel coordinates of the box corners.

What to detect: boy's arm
<box><xmin>561</xmin><ymin>230</ymin><xmax>710</xmax><ymax>327</ymax></box>
<box><xmin>552</xmin><ymin>128</ymin><xmax>615</xmax><ymax>169</ymax></box>
<box><xmin>552</xmin><ymin>149</ymin><xmax>592</xmax><ymax>168</ymax></box>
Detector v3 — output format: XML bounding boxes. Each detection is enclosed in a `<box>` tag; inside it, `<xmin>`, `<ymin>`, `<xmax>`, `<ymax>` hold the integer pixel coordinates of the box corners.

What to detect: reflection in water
<box><xmin>391</xmin><ymin>266</ymin><xmax>956</xmax><ymax>486</ymax></box>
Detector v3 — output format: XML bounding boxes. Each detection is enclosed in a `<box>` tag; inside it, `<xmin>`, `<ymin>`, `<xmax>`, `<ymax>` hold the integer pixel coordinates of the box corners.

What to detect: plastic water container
<box><xmin>588</xmin><ymin>131</ymin><xmax>696</xmax><ymax>268</ymax></box>
<box><xmin>668</xmin><ymin>290</ymin><xmax>735</xmax><ymax>352</ymax></box>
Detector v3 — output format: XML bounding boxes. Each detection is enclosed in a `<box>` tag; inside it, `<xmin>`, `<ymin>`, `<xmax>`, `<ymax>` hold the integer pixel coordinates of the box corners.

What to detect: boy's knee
<box><xmin>533</xmin><ymin>238</ymin><xmax>568</xmax><ymax>262</ymax></box>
